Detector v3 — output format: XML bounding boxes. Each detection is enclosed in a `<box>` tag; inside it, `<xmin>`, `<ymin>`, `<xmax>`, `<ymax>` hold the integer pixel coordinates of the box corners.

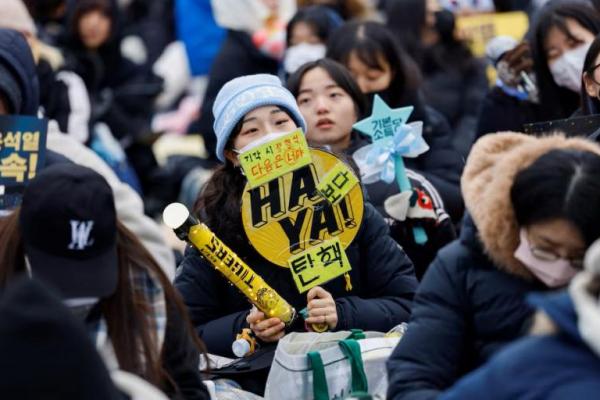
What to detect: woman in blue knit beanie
<box><xmin>174</xmin><ymin>74</ymin><xmax>417</xmax><ymax>367</ymax></box>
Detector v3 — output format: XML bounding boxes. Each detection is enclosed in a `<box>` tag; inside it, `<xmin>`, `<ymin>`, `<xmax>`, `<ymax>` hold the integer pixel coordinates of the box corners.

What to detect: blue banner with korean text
<box><xmin>0</xmin><ymin>116</ymin><xmax>48</xmax><ymax>209</ymax></box>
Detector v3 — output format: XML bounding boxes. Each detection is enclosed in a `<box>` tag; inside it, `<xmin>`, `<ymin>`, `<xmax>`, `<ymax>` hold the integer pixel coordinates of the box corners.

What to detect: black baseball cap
<box><xmin>19</xmin><ymin>163</ymin><xmax>119</xmax><ymax>299</ymax></box>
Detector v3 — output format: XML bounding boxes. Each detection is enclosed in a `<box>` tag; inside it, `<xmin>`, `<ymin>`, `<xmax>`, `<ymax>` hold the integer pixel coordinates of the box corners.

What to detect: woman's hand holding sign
<box><xmin>247</xmin><ymin>306</ymin><xmax>286</xmax><ymax>343</ymax></box>
<box><xmin>306</xmin><ymin>286</ymin><xmax>338</xmax><ymax>330</ymax></box>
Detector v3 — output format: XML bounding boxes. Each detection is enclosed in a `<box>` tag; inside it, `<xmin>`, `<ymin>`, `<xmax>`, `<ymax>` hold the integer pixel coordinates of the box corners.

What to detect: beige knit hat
<box><xmin>0</xmin><ymin>0</ymin><xmax>37</xmax><ymax>37</ymax></box>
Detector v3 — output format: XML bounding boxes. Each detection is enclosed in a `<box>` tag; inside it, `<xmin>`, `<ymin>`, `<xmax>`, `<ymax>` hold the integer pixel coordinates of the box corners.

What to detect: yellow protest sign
<box><xmin>238</xmin><ymin>129</ymin><xmax>312</xmax><ymax>188</ymax></box>
<box><xmin>317</xmin><ymin>161</ymin><xmax>359</xmax><ymax>205</ymax></box>
<box><xmin>456</xmin><ymin>11</ymin><xmax>529</xmax><ymax>58</ymax></box>
<box><xmin>241</xmin><ymin>149</ymin><xmax>364</xmax><ymax>267</ymax></box>
<box><xmin>288</xmin><ymin>237</ymin><xmax>351</xmax><ymax>293</ymax></box>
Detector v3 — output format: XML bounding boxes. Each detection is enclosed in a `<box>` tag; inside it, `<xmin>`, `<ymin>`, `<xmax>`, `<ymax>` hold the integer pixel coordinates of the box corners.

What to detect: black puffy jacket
<box><xmin>386</xmin><ymin>216</ymin><xmax>542</xmax><ymax>400</ymax></box>
<box><xmin>386</xmin><ymin>132</ymin><xmax>590</xmax><ymax>400</ymax></box>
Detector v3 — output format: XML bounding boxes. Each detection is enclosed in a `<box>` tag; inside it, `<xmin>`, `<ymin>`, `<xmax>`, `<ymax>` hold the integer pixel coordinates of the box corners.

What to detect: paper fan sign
<box><xmin>352</xmin><ymin>95</ymin><xmax>430</xmax><ymax>245</ymax></box>
<box><xmin>240</xmin><ymin>138</ymin><xmax>364</xmax><ymax>294</ymax></box>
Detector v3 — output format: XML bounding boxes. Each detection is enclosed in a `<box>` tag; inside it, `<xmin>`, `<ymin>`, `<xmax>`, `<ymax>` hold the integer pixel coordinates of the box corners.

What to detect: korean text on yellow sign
<box><xmin>239</xmin><ymin>129</ymin><xmax>312</xmax><ymax>188</ymax></box>
<box><xmin>288</xmin><ymin>237</ymin><xmax>352</xmax><ymax>293</ymax></box>
<box><xmin>241</xmin><ymin>149</ymin><xmax>364</xmax><ymax>267</ymax></box>
<box><xmin>317</xmin><ymin>162</ymin><xmax>359</xmax><ymax>205</ymax></box>
<box><xmin>0</xmin><ymin>116</ymin><xmax>47</xmax><ymax>186</ymax></box>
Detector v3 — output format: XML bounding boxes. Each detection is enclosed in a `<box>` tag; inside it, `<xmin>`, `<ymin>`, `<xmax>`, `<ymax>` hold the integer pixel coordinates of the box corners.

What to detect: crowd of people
<box><xmin>1</xmin><ymin>0</ymin><xmax>600</xmax><ymax>399</ymax></box>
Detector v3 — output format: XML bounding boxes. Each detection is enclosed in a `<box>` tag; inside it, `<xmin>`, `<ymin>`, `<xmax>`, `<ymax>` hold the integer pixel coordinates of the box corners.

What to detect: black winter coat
<box><xmin>192</xmin><ymin>30</ymin><xmax>280</xmax><ymax>160</ymax></box>
<box><xmin>386</xmin><ymin>216</ymin><xmax>544</xmax><ymax>400</ymax></box>
<box><xmin>174</xmin><ymin>202</ymin><xmax>418</xmax><ymax>357</ymax></box>
<box><xmin>476</xmin><ymin>87</ymin><xmax>541</xmax><ymax>139</ymax></box>
<box><xmin>422</xmin><ymin>59</ymin><xmax>488</xmax><ymax>159</ymax></box>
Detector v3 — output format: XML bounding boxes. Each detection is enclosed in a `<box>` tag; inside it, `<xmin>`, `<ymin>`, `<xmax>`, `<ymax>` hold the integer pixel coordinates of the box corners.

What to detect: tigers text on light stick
<box><xmin>162</xmin><ymin>203</ymin><xmax>296</xmax><ymax>326</ymax></box>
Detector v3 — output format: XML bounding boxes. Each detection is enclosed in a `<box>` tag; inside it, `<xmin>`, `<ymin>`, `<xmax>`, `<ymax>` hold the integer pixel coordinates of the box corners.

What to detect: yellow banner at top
<box><xmin>238</xmin><ymin>129</ymin><xmax>312</xmax><ymax>188</ymax></box>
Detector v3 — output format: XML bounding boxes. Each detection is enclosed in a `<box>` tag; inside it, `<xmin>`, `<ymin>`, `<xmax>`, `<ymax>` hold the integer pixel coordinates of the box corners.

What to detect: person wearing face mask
<box><xmin>476</xmin><ymin>3</ymin><xmax>600</xmax><ymax>138</ymax></box>
<box><xmin>0</xmin><ymin>163</ymin><xmax>210</xmax><ymax>400</ymax></box>
<box><xmin>387</xmin><ymin>132</ymin><xmax>600</xmax><ymax>400</ymax></box>
<box><xmin>326</xmin><ymin>21</ymin><xmax>465</xmax><ymax>222</ymax></box>
<box><xmin>174</xmin><ymin>74</ymin><xmax>418</xmax><ymax>375</ymax></box>
<box><xmin>531</xmin><ymin>3</ymin><xmax>600</xmax><ymax>121</ymax></box>
<box><xmin>282</xmin><ymin>5</ymin><xmax>342</xmax><ymax>76</ymax></box>
<box><xmin>439</xmin><ymin>237</ymin><xmax>600</xmax><ymax>399</ymax></box>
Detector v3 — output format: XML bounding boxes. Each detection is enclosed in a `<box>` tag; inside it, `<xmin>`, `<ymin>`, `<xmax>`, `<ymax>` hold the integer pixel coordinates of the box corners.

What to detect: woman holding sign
<box><xmin>174</xmin><ymin>74</ymin><xmax>418</xmax><ymax>358</ymax></box>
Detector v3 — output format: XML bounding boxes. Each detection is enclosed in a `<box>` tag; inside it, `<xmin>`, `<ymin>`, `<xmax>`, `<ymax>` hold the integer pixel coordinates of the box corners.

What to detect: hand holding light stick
<box><xmin>163</xmin><ymin>203</ymin><xmax>296</xmax><ymax>326</ymax></box>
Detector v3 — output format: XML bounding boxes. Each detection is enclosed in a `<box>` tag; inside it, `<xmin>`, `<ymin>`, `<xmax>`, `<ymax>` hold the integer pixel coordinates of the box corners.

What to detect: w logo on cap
<box><xmin>68</xmin><ymin>220</ymin><xmax>95</xmax><ymax>250</ymax></box>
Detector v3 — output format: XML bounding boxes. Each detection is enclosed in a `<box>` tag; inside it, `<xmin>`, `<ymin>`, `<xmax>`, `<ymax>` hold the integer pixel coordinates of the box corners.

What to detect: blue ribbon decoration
<box><xmin>353</xmin><ymin>121</ymin><xmax>430</xmax><ymax>245</ymax></box>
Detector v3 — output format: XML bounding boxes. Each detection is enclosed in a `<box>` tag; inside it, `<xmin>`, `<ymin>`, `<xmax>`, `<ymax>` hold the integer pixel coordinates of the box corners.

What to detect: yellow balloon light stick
<box><xmin>163</xmin><ymin>203</ymin><xmax>296</xmax><ymax>326</ymax></box>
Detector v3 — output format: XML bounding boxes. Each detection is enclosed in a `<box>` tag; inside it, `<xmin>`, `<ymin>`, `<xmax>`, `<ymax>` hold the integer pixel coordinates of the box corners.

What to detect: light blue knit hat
<box><xmin>212</xmin><ymin>74</ymin><xmax>307</xmax><ymax>162</ymax></box>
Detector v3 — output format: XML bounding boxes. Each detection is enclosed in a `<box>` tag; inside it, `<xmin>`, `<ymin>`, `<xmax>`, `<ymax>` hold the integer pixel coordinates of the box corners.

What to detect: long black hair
<box><xmin>531</xmin><ymin>3</ymin><xmax>600</xmax><ymax>120</ymax></box>
<box><xmin>287</xmin><ymin>58</ymin><xmax>368</xmax><ymax>120</ymax></box>
<box><xmin>511</xmin><ymin>148</ymin><xmax>600</xmax><ymax>246</ymax></box>
<box><xmin>325</xmin><ymin>21</ymin><xmax>426</xmax><ymax>121</ymax></box>
<box><xmin>581</xmin><ymin>34</ymin><xmax>600</xmax><ymax>115</ymax></box>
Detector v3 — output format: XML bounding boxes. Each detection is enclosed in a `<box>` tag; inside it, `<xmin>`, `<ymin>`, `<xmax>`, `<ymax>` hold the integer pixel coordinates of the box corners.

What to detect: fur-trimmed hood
<box><xmin>462</xmin><ymin>132</ymin><xmax>600</xmax><ymax>279</ymax></box>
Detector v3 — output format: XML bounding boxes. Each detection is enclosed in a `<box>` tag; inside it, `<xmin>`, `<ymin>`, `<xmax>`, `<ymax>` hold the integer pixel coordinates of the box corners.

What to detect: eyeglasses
<box><xmin>529</xmin><ymin>246</ymin><xmax>584</xmax><ymax>269</ymax></box>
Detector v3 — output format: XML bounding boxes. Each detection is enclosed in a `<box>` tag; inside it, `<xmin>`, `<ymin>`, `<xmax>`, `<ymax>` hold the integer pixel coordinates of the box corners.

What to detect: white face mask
<box><xmin>549</xmin><ymin>42</ymin><xmax>592</xmax><ymax>93</ymax></box>
<box><xmin>233</xmin><ymin>131</ymin><xmax>290</xmax><ymax>154</ymax></box>
<box><xmin>283</xmin><ymin>43</ymin><xmax>327</xmax><ymax>74</ymax></box>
